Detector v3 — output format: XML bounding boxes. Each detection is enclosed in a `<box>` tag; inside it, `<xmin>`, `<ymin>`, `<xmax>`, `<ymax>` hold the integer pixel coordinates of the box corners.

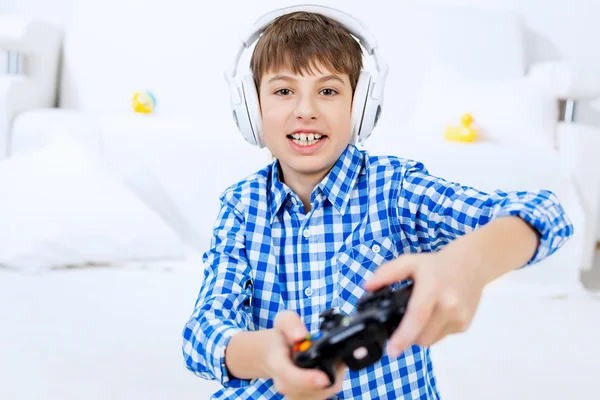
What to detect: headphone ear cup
<box><xmin>350</xmin><ymin>71</ymin><xmax>371</xmax><ymax>144</ymax></box>
<box><xmin>353</xmin><ymin>71</ymin><xmax>383</xmax><ymax>145</ymax></box>
<box><xmin>230</xmin><ymin>80</ymin><xmax>256</xmax><ymax>147</ymax></box>
<box><xmin>241</xmin><ymin>75</ymin><xmax>264</xmax><ymax>148</ymax></box>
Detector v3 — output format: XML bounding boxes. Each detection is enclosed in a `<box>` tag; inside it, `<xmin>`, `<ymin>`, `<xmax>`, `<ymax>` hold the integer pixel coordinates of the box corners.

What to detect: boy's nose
<box><xmin>294</xmin><ymin>96</ymin><xmax>319</xmax><ymax>120</ymax></box>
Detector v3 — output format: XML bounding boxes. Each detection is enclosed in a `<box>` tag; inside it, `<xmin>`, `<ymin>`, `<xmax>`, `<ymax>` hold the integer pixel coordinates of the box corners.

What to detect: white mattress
<box><xmin>1</xmin><ymin>262</ymin><xmax>599</xmax><ymax>400</ymax></box>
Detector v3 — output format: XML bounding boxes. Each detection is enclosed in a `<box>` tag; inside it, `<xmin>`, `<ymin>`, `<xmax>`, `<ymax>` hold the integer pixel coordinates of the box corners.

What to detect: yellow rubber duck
<box><xmin>444</xmin><ymin>113</ymin><xmax>478</xmax><ymax>143</ymax></box>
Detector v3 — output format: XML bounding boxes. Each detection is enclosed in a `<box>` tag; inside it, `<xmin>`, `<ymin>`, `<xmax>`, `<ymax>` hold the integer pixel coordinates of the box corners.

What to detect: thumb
<box><xmin>364</xmin><ymin>255</ymin><xmax>415</xmax><ymax>291</ymax></box>
<box><xmin>274</xmin><ymin>310</ymin><xmax>309</xmax><ymax>345</ymax></box>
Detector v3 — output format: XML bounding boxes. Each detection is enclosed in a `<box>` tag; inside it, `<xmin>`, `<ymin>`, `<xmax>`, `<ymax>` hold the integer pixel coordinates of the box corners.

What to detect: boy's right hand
<box><xmin>264</xmin><ymin>310</ymin><xmax>347</xmax><ymax>400</ymax></box>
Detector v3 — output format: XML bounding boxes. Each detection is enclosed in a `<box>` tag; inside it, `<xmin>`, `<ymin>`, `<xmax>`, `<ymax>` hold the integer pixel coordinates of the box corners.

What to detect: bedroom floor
<box><xmin>1</xmin><ymin>253</ymin><xmax>599</xmax><ymax>400</ymax></box>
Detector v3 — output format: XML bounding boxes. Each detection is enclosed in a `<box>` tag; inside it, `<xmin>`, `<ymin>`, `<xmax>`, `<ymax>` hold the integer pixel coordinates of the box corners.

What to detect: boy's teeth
<box><xmin>289</xmin><ymin>132</ymin><xmax>324</xmax><ymax>146</ymax></box>
<box><xmin>291</xmin><ymin>133</ymin><xmax>322</xmax><ymax>140</ymax></box>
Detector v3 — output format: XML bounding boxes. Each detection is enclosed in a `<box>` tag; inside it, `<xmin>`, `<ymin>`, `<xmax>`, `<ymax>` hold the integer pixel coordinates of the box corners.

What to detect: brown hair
<box><xmin>250</xmin><ymin>11</ymin><xmax>363</xmax><ymax>94</ymax></box>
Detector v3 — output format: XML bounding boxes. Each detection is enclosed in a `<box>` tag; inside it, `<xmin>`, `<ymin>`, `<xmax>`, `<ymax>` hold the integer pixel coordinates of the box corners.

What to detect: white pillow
<box><xmin>0</xmin><ymin>135</ymin><xmax>189</xmax><ymax>273</ymax></box>
<box><xmin>99</xmin><ymin>114</ymin><xmax>272</xmax><ymax>254</ymax></box>
<box><xmin>406</xmin><ymin>67</ymin><xmax>559</xmax><ymax>150</ymax></box>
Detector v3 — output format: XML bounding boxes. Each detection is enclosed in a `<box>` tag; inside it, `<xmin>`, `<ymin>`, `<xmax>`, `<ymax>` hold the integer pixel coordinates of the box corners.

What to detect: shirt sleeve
<box><xmin>394</xmin><ymin>160</ymin><xmax>574</xmax><ymax>266</ymax></box>
<box><xmin>182</xmin><ymin>193</ymin><xmax>254</xmax><ymax>388</ymax></box>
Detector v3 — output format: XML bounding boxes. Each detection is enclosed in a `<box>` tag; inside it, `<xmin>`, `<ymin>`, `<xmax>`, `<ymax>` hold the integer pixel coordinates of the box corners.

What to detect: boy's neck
<box><xmin>279</xmin><ymin>164</ymin><xmax>331</xmax><ymax>213</ymax></box>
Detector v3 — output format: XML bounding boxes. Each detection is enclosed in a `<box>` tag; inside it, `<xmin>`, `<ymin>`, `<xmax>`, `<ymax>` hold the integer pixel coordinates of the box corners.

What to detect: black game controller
<box><xmin>291</xmin><ymin>282</ymin><xmax>413</xmax><ymax>386</ymax></box>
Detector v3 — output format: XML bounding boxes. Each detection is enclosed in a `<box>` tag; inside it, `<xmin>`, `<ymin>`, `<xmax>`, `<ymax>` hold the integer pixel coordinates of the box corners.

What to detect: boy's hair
<box><xmin>250</xmin><ymin>11</ymin><xmax>363</xmax><ymax>95</ymax></box>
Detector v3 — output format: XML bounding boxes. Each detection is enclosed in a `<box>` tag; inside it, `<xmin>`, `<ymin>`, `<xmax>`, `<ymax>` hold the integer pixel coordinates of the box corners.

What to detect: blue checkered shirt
<box><xmin>182</xmin><ymin>144</ymin><xmax>573</xmax><ymax>399</ymax></box>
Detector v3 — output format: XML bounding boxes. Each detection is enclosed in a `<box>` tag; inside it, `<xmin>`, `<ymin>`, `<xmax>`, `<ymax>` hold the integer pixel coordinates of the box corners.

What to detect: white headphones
<box><xmin>224</xmin><ymin>4</ymin><xmax>389</xmax><ymax>148</ymax></box>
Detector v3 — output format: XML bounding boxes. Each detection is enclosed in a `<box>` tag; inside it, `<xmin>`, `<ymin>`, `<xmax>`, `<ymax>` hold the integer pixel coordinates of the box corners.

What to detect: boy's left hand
<box><xmin>363</xmin><ymin>250</ymin><xmax>486</xmax><ymax>358</ymax></box>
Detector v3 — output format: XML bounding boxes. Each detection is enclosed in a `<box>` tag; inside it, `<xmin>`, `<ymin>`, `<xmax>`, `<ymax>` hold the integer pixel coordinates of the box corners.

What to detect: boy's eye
<box><xmin>320</xmin><ymin>88</ymin><xmax>338</xmax><ymax>96</ymax></box>
<box><xmin>273</xmin><ymin>88</ymin><xmax>338</xmax><ymax>96</ymax></box>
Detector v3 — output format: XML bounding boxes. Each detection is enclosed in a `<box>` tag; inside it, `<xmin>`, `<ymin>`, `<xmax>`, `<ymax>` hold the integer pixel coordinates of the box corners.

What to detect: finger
<box><xmin>322</xmin><ymin>363</ymin><xmax>348</xmax><ymax>396</ymax></box>
<box><xmin>432</xmin><ymin>324</ymin><xmax>451</xmax><ymax>345</ymax></box>
<box><xmin>332</xmin><ymin>361</ymin><xmax>348</xmax><ymax>386</ymax></box>
<box><xmin>274</xmin><ymin>310</ymin><xmax>309</xmax><ymax>345</ymax></box>
<box><xmin>299</xmin><ymin>362</ymin><xmax>347</xmax><ymax>399</ymax></box>
<box><xmin>419</xmin><ymin>289</ymin><xmax>469</xmax><ymax>346</ymax></box>
<box><xmin>277</xmin><ymin>359</ymin><xmax>332</xmax><ymax>393</ymax></box>
<box><xmin>414</xmin><ymin>305</ymin><xmax>449</xmax><ymax>347</ymax></box>
<box><xmin>386</xmin><ymin>275</ymin><xmax>438</xmax><ymax>357</ymax></box>
<box><xmin>363</xmin><ymin>255</ymin><xmax>415</xmax><ymax>291</ymax></box>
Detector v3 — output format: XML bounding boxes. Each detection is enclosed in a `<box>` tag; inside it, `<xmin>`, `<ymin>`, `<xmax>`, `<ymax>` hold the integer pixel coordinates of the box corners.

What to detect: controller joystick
<box><xmin>319</xmin><ymin>308</ymin><xmax>345</xmax><ymax>331</ymax></box>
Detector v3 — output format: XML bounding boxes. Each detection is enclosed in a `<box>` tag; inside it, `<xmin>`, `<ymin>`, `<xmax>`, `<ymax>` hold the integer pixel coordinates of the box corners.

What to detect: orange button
<box><xmin>298</xmin><ymin>340</ymin><xmax>311</xmax><ymax>352</ymax></box>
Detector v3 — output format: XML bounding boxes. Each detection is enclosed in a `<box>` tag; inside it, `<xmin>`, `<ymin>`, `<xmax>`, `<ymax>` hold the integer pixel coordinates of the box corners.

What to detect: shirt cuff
<box><xmin>492</xmin><ymin>202</ymin><xmax>558</xmax><ymax>267</ymax></box>
<box><xmin>211</xmin><ymin>325</ymin><xmax>252</xmax><ymax>389</ymax></box>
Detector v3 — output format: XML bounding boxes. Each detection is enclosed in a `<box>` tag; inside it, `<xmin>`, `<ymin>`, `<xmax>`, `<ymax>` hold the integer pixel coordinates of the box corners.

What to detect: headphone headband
<box><xmin>246</xmin><ymin>5</ymin><xmax>377</xmax><ymax>54</ymax></box>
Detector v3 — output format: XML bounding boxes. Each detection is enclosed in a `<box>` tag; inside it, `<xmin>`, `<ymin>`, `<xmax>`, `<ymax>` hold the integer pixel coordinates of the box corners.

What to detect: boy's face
<box><xmin>258</xmin><ymin>64</ymin><xmax>353</xmax><ymax>184</ymax></box>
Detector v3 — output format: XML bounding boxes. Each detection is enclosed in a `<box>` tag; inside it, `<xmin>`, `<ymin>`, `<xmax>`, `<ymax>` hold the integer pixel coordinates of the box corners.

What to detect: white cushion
<box><xmin>406</xmin><ymin>67</ymin><xmax>559</xmax><ymax>150</ymax></box>
<box><xmin>0</xmin><ymin>134</ymin><xmax>188</xmax><ymax>273</ymax></box>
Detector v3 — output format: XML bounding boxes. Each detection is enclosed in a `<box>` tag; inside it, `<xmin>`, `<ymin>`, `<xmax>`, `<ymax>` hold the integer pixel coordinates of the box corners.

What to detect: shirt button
<box><xmin>371</xmin><ymin>244</ymin><xmax>381</xmax><ymax>254</ymax></box>
<box><xmin>302</xmin><ymin>229</ymin><xmax>311</xmax><ymax>239</ymax></box>
<box><xmin>304</xmin><ymin>286</ymin><xmax>313</xmax><ymax>297</ymax></box>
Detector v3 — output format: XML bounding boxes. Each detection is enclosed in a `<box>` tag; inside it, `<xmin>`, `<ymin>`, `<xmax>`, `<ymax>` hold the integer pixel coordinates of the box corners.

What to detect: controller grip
<box><xmin>317</xmin><ymin>358</ymin><xmax>338</xmax><ymax>387</ymax></box>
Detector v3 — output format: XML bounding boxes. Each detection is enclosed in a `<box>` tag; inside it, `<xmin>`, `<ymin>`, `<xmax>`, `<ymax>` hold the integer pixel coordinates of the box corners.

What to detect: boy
<box><xmin>182</xmin><ymin>6</ymin><xmax>574</xmax><ymax>400</ymax></box>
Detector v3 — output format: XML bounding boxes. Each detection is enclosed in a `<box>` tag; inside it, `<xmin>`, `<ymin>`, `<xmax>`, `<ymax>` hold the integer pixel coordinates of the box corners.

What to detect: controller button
<box><xmin>298</xmin><ymin>340</ymin><xmax>312</xmax><ymax>352</ymax></box>
<box><xmin>353</xmin><ymin>346</ymin><xmax>368</xmax><ymax>360</ymax></box>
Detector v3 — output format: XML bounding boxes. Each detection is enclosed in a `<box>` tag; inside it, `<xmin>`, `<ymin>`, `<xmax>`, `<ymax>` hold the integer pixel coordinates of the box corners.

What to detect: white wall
<box><xmin>2</xmin><ymin>1</ymin><xmax>600</xmax><ymax>246</ymax></box>
<box><xmin>2</xmin><ymin>0</ymin><xmax>600</xmax><ymax>127</ymax></box>
<box><xmin>1</xmin><ymin>0</ymin><xmax>73</xmax><ymax>25</ymax></box>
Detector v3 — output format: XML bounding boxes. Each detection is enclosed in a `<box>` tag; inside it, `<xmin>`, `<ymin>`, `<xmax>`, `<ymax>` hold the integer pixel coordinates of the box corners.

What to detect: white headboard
<box><xmin>425</xmin><ymin>5</ymin><xmax>527</xmax><ymax>81</ymax></box>
<box><xmin>0</xmin><ymin>15</ymin><xmax>62</xmax><ymax>158</ymax></box>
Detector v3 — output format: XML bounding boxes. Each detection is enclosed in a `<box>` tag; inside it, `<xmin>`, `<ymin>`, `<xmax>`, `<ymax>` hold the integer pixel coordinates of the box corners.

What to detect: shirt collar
<box><xmin>317</xmin><ymin>144</ymin><xmax>364</xmax><ymax>215</ymax></box>
<box><xmin>269</xmin><ymin>162</ymin><xmax>292</xmax><ymax>222</ymax></box>
<box><xmin>268</xmin><ymin>144</ymin><xmax>364</xmax><ymax>222</ymax></box>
